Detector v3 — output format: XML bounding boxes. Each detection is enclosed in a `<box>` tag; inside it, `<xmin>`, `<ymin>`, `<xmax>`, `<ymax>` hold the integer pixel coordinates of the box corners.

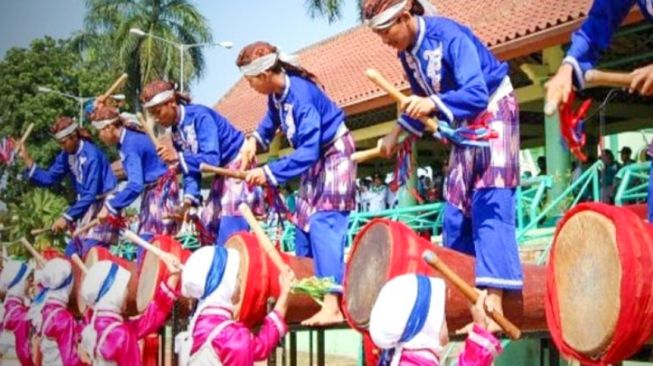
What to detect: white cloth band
<box><xmin>91</xmin><ymin>118</ymin><xmax>118</xmax><ymax>130</ymax></box>
<box><xmin>366</xmin><ymin>0</ymin><xmax>437</xmax><ymax>30</ymax></box>
<box><xmin>53</xmin><ymin>123</ymin><xmax>78</xmax><ymax>141</ymax></box>
<box><xmin>239</xmin><ymin>52</ymin><xmax>301</xmax><ymax>76</ymax></box>
<box><xmin>142</xmin><ymin>89</ymin><xmax>175</xmax><ymax>108</ymax></box>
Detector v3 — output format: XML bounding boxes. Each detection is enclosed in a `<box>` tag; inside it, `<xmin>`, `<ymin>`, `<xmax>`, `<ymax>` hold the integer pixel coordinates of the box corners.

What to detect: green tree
<box><xmin>305</xmin><ymin>0</ymin><xmax>364</xmax><ymax>22</ymax></box>
<box><xmin>0</xmin><ymin>36</ymin><xmax>117</xmax><ymax>244</ymax></box>
<box><xmin>84</xmin><ymin>0</ymin><xmax>212</xmax><ymax>102</ymax></box>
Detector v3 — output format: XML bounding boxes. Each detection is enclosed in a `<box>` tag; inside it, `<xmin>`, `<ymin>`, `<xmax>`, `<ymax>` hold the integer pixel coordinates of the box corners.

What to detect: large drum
<box><xmin>75</xmin><ymin>246</ymin><xmax>139</xmax><ymax>316</ymax></box>
<box><xmin>137</xmin><ymin>235</ymin><xmax>191</xmax><ymax>314</ymax></box>
<box><xmin>343</xmin><ymin>219</ymin><xmax>547</xmax><ymax>364</ymax></box>
<box><xmin>546</xmin><ymin>203</ymin><xmax>653</xmax><ymax>365</ymax></box>
<box><xmin>226</xmin><ymin>232</ymin><xmax>320</xmax><ymax>328</ymax></box>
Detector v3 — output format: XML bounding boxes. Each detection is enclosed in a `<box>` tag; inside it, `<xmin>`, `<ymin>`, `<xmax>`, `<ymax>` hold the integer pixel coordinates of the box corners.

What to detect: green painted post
<box><xmin>545</xmin><ymin>110</ymin><xmax>571</xmax><ymax>215</ymax></box>
<box><xmin>397</xmin><ymin>139</ymin><xmax>417</xmax><ymax>208</ymax></box>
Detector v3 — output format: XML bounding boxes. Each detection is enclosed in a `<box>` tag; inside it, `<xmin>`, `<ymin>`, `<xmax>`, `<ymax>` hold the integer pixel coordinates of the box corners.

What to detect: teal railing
<box><xmin>614</xmin><ymin>162</ymin><xmax>650</xmax><ymax>206</ymax></box>
<box><xmin>516</xmin><ymin>175</ymin><xmax>553</xmax><ymax>231</ymax></box>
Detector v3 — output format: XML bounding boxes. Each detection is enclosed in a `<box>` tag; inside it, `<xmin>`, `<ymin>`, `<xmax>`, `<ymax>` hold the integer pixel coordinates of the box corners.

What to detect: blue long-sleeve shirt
<box><xmin>253</xmin><ymin>74</ymin><xmax>347</xmax><ymax>186</ymax></box>
<box><xmin>565</xmin><ymin>0</ymin><xmax>653</xmax><ymax>89</ymax></box>
<box><xmin>171</xmin><ymin>103</ymin><xmax>244</xmax><ymax>203</ymax></box>
<box><xmin>27</xmin><ymin>140</ymin><xmax>117</xmax><ymax>221</ymax></box>
<box><xmin>395</xmin><ymin>16</ymin><xmax>509</xmax><ymax>136</ymax></box>
<box><xmin>105</xmin><ymin>128</ymin><xmax>168</xmax><ymax>214</ymax></box>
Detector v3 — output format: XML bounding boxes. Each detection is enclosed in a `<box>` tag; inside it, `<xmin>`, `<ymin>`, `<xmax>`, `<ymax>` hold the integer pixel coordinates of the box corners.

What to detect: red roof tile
<box><xmin>216</xmin><ymin>0</ymin><xmax>638</xmax><ymax>132</ymax></box>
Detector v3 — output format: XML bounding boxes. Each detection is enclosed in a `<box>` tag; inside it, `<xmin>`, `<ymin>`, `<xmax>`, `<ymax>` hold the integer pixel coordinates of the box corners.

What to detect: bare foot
<box><xmin>301</xmin><ymin>306</ymin><xmax>344</xmax><ymax>326</ymax></box>
<box><xmin>301</xmin><ymin>293</ymin><xmax>344</xmax><ymax>327</ymax></box>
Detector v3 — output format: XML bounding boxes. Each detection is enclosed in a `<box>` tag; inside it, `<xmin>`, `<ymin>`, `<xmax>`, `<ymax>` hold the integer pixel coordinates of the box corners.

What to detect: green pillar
<box><xmin>268</xmin><ymin>134</ymin><xmax>282</xmax><ymax>161</ymax></box>
<box><xmin>397</xmin><ymin>138</ymin><xmax>418</xmax><ymax>208</ymax></box>
<box><xmin>545</xmin><ymin>110</ymin><xmax>571</xmax><ymax>212</ymax></box>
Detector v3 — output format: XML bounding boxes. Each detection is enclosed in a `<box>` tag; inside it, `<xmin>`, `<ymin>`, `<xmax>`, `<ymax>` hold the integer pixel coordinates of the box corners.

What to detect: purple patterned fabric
<box><xmin>201</xmin><ymin>154</ymin><xmax>264</xmax><ymax>235</ymax></box>
<box><xmin>294</xmin><ymin>133</ymin><xmax>357</xmax><ymax>231</ymax></box>
<box><xmin>79</xmin><ymin>197</ymin><xmax>120</xmax><ymax>244</ymax></box>
<box><xmin>445</xmin><ymin>93</ymin><xmax>520</xmax><ymax>216</ymax></box>
<box><xmin>139</xmin><ymin>169</ymin><xmax>181</xmax><ymax>236</ymax></box>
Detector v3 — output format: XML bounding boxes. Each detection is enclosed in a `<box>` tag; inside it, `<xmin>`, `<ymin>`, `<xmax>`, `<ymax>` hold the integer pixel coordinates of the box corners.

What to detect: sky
<box><xmin>0</xmin><ymin>0</ymin><xmax>360</xmax><ymax>106</ymax></box>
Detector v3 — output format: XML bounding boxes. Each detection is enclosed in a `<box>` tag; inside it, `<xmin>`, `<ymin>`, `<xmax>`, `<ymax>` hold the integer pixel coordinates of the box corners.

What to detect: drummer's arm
<box><xmin>128</xmin><ymin>281</ymin><xmax>178</xmax><ymax>339</ymax></box>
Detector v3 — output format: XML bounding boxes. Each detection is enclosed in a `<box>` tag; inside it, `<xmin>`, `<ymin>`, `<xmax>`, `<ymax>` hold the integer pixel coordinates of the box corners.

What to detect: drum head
<box><xmin>226</xmin><ymin>235</ymin><xmax>250</xmax><ymax>319</ymax></box>
<box><xmin>554</xmin><ymin>210</ymin><xmax>621</xmax><ymax>356</ymax></box>
<box><xmin>344</xmin><ymin>222</ymin><xmax>391</xmax><ymax>329</ymax></box>
<box><xmin>137</xmin><ymin>248</ymin><xmax>161</xmax><ymax>312</ymax></box>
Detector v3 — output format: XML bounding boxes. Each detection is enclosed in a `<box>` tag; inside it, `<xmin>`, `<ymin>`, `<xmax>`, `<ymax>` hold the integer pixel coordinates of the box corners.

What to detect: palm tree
<box><xmin>84</xmin><ymin>0</ymin><xmax>212</xmax><ymax>102</ymax></box>
<box><xmin>305</xmin><ymin>0</ymin><xmax>364</xmax><ymax>22</ymax></box>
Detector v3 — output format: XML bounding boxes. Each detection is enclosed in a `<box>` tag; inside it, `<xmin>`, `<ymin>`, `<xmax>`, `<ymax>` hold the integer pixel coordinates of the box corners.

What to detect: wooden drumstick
<box><xmin>71</xmin><ymin>253</ymin><xmax>88</xmax><ymax>275</ymax></box>
<box><xmin>422</xmin><ymin>250</ymin><xmax>522</xmax><ymax>340</ymax></box>
<box><xmin>73</xmin><ymin>219</ymin><xmax>100</xmax><ymax>237</ymax></box>
<box><xmin>96</xmin><ymin>73</ymin><xmax>128</xmax><ymax>103</ymax></box>
<box><xmin>14</xmin><ymin>123</ymin><xmax>35</xmax><ymax>153</ymax></box>
<box><xmin>545</xmin><ymin>69</ymin><xmax>635</xmax><ymax>116</ymax></box>
<box><xmin>19</xmin><ymin>237</ymin><xmax>46</xmax><ymax>268</ymax></box>
<box><xmin>365</xmin><ymin>69</ymin><xmax>438</xmax><ymax>132</ymax></box>
<box><xmin>585</xmin><ymin>69</ymin><xmax>633</xmax><ymax>89</ymax></box>
<box><xmin>238</xmin><ymin>203</ymin><xmax>292</xmax><ymax>274</ymax></box>
<box><xmin>121</xmin><ymin>228</ymin><xmax>183</xmax><ymax>270</ymax></box>
<box><xmin>200</xmin><ymin>163</ymin><xmax>248</xmax><ymax>181</ymax></box>
<box><xmin>137</xmin><ymin>112</ymin><xmax>160</xmax><ymax>148</ymax></box>
<box><xmin>30</xmin><ymin>227</ymin><xmax>50</xmax><ymax>236</ymax></box>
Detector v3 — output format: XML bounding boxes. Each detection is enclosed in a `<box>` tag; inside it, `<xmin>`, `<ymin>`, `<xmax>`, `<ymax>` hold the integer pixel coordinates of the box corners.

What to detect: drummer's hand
<box><xmin>156</xmin><ymin>145</ymin><xmax>179</xmax><ymax>165</ymax></box>
<box><xmin>96</xmin><ymin>206</ymin><xmax>110</xmax><ymax>223</ymax></box>
<box><xmin>16</xmin><ymin>141</ymin><xmax>34</xmax><ymax>168</ymax></box>
<box><xmin>78</xmin><ymin>343</ymin><xmax>91</xmax><ymax>365</ymax></box>
<box><xmin>245</xmin><ymin>167</ymin><xmax>268</xmax><ymax>186</ymax></box>
<box><xmin>630</xmin><ymin>64</ymin><xmax>653</xmax><ymax>96</ymax></box>
<box><xmin>380</xmin><ymin>125</ymin><xmax>402</xmax><ymax>158</ymax></box>
<box><xmin>400</xmin><ymin>95</ymin><xmax>436</xmax><ymax>120</ymax></box>
<box><xmin>239</xmin><ymin>136</ymin><xmax>258</xmax><ymax>171</ymax></box>
<box><xmin>162</xmin><ymin>253</ymin><xmax>182</xmax><ymax>288</ymax></box>
<box><xmin>51</xmin><ymin>217</ymin><xmax>68</xmax><ymax>234</ymax></box>
<box><xmin>470</xmin><ymin>289</ymin><xmax>490</xmax><ymax>330</ymax></box>
<box><xmin>545</xmin><ymin>63</ymin><xmax>574</xmax><ymax>108</ymax></box>
<box><xmin>274</xmin><ymin>267</ymin><xmax>296</xmax><ymax>317</ymax></box>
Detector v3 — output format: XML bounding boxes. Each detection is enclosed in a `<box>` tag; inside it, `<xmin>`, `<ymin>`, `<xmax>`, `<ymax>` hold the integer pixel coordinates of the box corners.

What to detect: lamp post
<box><xmin>37</xmin><ymin>87</ymin><xmax>94</xmax><ymax>126</ymax></box>
<box><xmin>129</xmin><ymin>28</ymin><xmax>233</xmax><ymax>93</ymax></box>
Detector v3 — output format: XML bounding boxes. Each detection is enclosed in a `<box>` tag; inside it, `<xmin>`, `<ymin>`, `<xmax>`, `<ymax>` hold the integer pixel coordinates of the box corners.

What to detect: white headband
<box><xmin>366</xmin><ymin>0</ymin><xmax>438</xmax><ymax>30</ymax></box>
<box><xmin>142</xmin><ymin>89</ymin><xmax>175</xmax><ymax>109</ymax></box>
<box><xmin>239</xmin><ymin>52</ymin><xmax>301</xmax><ymax>76</ymax></box>
<box><xmin>91</xmin><ymin>118</ymin><xmax>118</xmax><ymax>130</ymax></box>
<box><xmin>54</xmin><ymin>123</ymin><xmax>79</xmax><ymax>141</ymax></box>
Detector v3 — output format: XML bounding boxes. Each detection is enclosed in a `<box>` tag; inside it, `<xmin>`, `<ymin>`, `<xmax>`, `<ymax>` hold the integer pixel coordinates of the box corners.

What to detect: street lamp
<box><xmin>129</xmin><ymin>28</ymin><xmax>232</xmax><ymax>93</ymax></box>
<box><xmin>37</xmin><ymin>86</ymin><xmax>94</xmax><ymax>126</ymax></box>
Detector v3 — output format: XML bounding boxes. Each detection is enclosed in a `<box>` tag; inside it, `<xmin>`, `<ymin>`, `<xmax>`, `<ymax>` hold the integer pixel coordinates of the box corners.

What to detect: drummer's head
<box><xmin>82</xmin><ymin>261</ymin><xmax>132</xmax><ymax>313</ymax></box>
<box><xmin>369</xmin><ymin>274</ymin><xmax>448</xmax><ymax>354</ymax></box>
<box><xmin>37</xmin><ymin>258</ymin><xmax>74</xmax><ymax>304</ymax></box>
<box><xmin>51</xmin><ymin>116</ymin><xmax>93</xmax><ymax>154</ymax></box>
<box><xmin>89</xmin><ymin>106</ymin><xmax>124</xmax><ymax>145</ymax></box>
<box><xmin>182</xmin><ymin>246</ymin><xmax>241</xmax><ymax>310</ymax></box>
<box><xmin>140</xmin><ymin>80</ymin><xmax>190</xmax><ymax>128</ymax></box>
<box><xmin>0</xmin><ymin>259</ymin><xmax>34</xmax><ymax>298</ymax></box>
<box><xmin>363</xmin><ymin>0</ymin><xmax>426</xmax><ymax>52</ymax></box>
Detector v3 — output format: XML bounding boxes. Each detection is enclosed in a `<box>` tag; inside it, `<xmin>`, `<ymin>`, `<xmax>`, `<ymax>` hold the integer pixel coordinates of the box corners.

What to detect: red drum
<box><xmin>546</xmin><ymin>203</ymin><xmax>653</xmax><ymax>365</ymax></box>
<box><xmin>226</xmin><ymin>232</ymin><xmax>320</xmax><ymax>328</ymax></box>
<box><xmin>136</xmin><ymin>235</ymin><xmax>191</xmax><ymax>314</ymax></box>
<box><xmin>76</xmin><ymin>247</ymin><xmax>139</xmax><ymax>316</ymax></box>
<box><xmin>343</xmin><ymin>219</ymin><xmax>547</xmax><ymax>365</ymax></box>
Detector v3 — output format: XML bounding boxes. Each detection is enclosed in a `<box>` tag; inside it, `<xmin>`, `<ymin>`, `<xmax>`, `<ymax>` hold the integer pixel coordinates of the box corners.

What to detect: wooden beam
<box><xmin>515</xmin><ymin>84</ymin><xmax>545</xmax><ymax>105</ymax></box>
<box><xmin>350</xmin><ymin>121</ymin><xmax>396</xmax><ymax>142</ymax></box>
<box><xmin>520</xmin><ymin>102</ymin><xmax>653</xmax><ymax>120</ymax></box>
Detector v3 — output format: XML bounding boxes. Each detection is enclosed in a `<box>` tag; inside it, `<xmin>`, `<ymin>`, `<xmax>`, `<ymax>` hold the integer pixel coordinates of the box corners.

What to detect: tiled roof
<box><xmin>215</xmin><ymin>0</ymin><xmax>639</xmax><ymax>132</ymax></box>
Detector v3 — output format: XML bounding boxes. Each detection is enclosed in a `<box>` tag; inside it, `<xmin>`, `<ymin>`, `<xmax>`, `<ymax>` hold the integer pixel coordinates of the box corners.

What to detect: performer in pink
<box><xmin>177</xmin><ymin>246</ymin><xmax>293</xmax><ymax>366</ymax></box>
<box><xmin>369</xmin><ymin>274</ymin><xmax>502</xmax><ymax>366</ymax></box>
<box><xmin>79</xmin><ymin>255</ymin><xmax>180</xmax><ymax>366</ymax></box>
<box><xmin>0</xmin><ymin>259</ymin><xmax>35</xmax><ymax>366</ymax></box>
<box><xmin>31</xmin><ymin>258</ymin><xmax>87</xmax><ymax>366</ymax></box>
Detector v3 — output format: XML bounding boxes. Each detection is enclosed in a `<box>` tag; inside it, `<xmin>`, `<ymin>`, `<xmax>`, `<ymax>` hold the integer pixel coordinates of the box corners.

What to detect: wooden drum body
<box><xmin>343</xmin><ymin>219</ymin><xmax>546</xmax><ymax>364</ymax></box>
<box><xmin>546</xmin><ymin>203</ymin><xmax>653</xmax><ymax>364</ymax></box>
<box><xmin>226</xmin><ymin>232</ymin><xmax>320</xmax><ymax>328</ymax></box>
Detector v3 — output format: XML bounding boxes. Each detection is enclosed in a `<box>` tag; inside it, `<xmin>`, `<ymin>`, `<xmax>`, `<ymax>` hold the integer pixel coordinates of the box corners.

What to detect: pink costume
<box><xmin>34</xmin><ymin>258</ymin><xmax>87</xmax><ymax>366</ymax></box>
<box><xmin>80</xmin><ymin>260</ymin><xmax>176</xmax><ymax>366</ymax></box>
<box><xmin>370</xmin><ymin>275</ymin><xmax>502</xmax><ymax>366</ymax></box>
<box><xmin>179</xmin><ymin>246</ymin><xmax>287</xmax><ymax>366</ymax></box>
<box><xmin>0</xmin><ymin>260</ymin><xmax>35</xmax><ymax>366</ymax></box>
